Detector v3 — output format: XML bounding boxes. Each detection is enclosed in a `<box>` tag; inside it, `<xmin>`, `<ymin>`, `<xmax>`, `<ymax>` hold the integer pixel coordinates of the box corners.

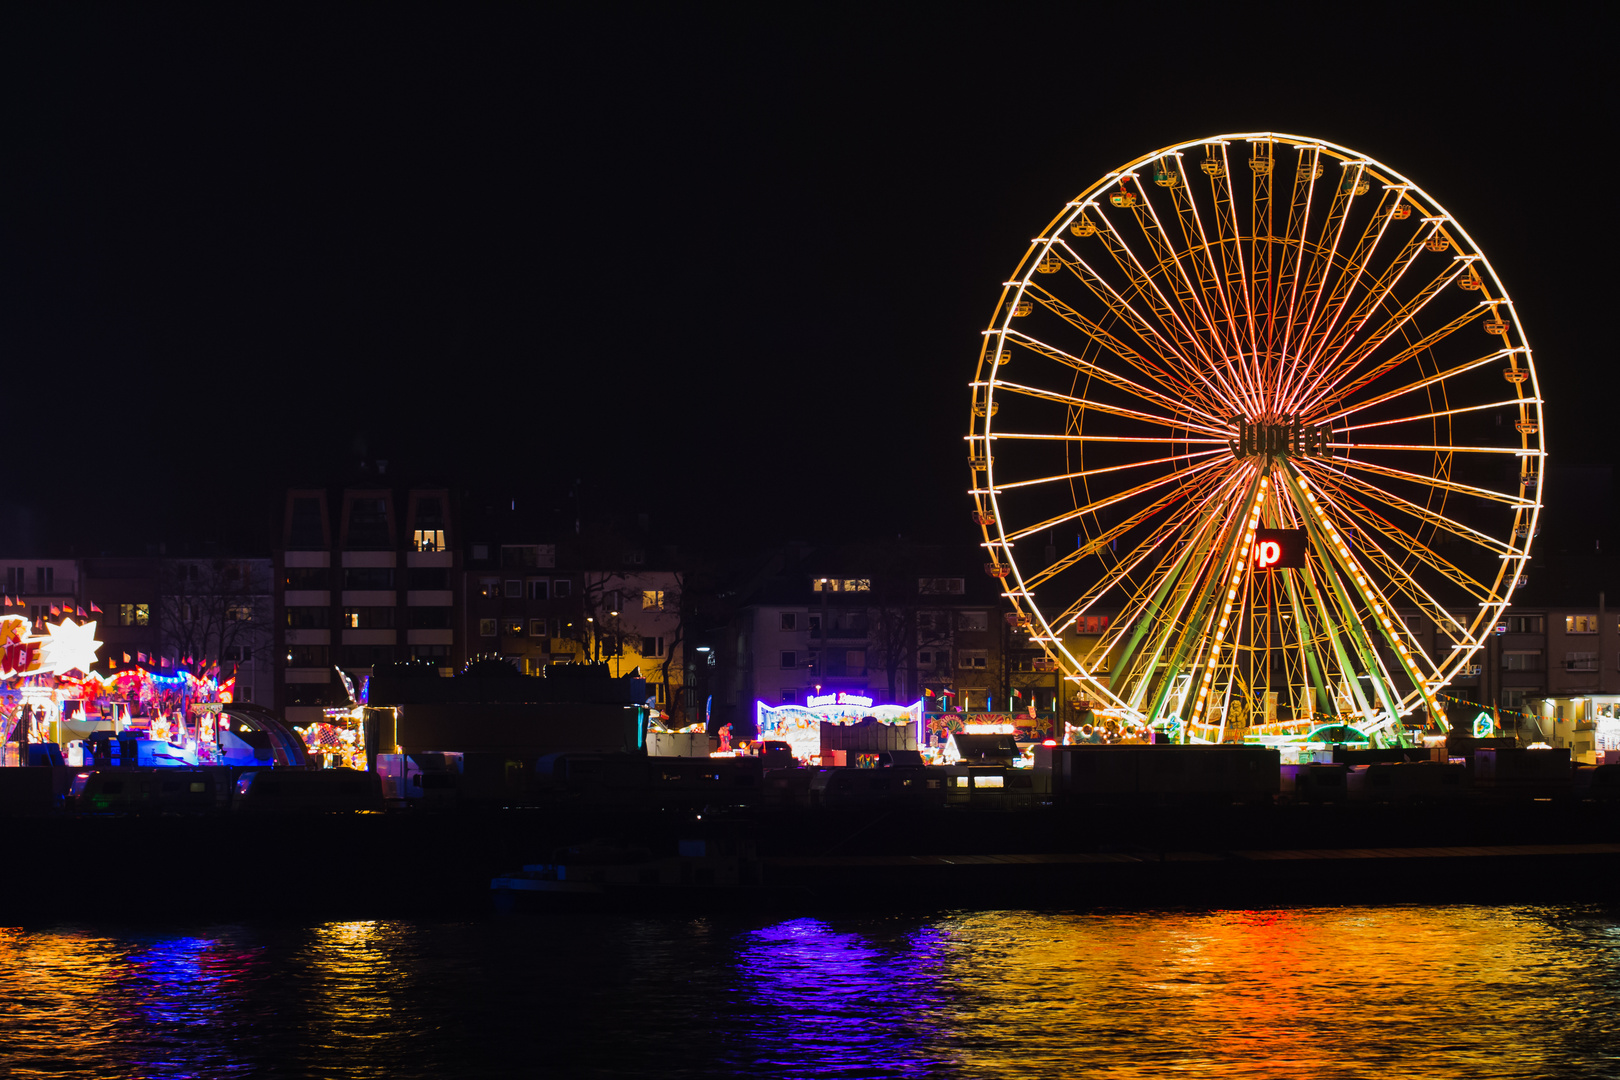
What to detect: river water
<box><xmin>2</xmin><ymin>905</ymin><xmax>1617</xmax><ymax>1078</ymax></box>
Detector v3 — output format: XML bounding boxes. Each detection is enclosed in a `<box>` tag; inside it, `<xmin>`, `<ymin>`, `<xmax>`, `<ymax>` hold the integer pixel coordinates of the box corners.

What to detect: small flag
<box><xmin>924</xmin><ymin>688</ymin><xmax>935</xmax><ymax>697</ymax></box>
<box><xmin>90</xmin><ymin>602</ymin><xmax>101</xmax><ymax>613</ymax></box>
<box><xmin>138</xmin><ymin>652</ymin><xmax>147</xmax><ymax>663</ymax></box>
<box><xmin>50</xmin><ymin>605</ymin><xmax>60</xmax><ymax>617</ymax></box>
<box><xmin>124</xmin><ymin>653</ymin><xmax>131</xmax><ymax>662</ymax></box>
<box><xmin>943</xmin><ymin>688</ymin><xmax>956</xmax><ymax>697</ymax></box>
<box><xmin>1013</xmin><ymin>688</ymin><xmax>1023</xmax><ymax>699</ymax></box>
<box><xmin>2</xmin><ymin>595</ymin><xmax>10</xmax><ymax>606</ymax></box>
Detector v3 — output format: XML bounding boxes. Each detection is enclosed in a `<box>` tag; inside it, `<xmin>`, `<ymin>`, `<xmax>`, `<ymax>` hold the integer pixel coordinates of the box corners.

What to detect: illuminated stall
<box><xmin>755</xmin><ymin>693</ymin><xmax>922</xmax><ymax>762</ymax></box>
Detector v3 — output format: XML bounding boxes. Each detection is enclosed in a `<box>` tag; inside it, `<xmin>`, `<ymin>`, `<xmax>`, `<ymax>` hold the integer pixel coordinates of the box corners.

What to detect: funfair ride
<box><xmin>970</xmin><ymin>133</ymin><xmax>1542</xmax><ymax>747</ymax></box>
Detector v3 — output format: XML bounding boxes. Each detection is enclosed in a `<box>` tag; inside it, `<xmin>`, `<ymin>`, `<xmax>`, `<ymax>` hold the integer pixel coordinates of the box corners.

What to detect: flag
<box><xmin>2</xmin><ymin>595</ymin><xmax>10</xmax><ymax>606</ymax></box>
<box><xmin>138</xmin><ymin>652</ymin><xmax>147</xmax><ymax>663</ymax></box>
<box><xmin>943</xmin><ymin>688</ymin><xmax>956</xmax><ymax>697</ymax></box>
<box><xmin>50</xmin><ymin>605</ymin><xmax>60</xmax><ymax>616</ymax></box>
<box><xmin>124</xmin><ymin>653</ymin><xmax>131</xmax><ymax>662</ymax></box>
<box><xmin>90</xmin><ymin>602</ymin><xmax>101</xmax><ymax>613</ymax></box>
<box><xmin>1013</xmin><ymin>688</ymin><xmax>1023</xmax><ymax>699</ymax></box>
<box><xmin>924</xmin><ymin>688</ymin><xmax>935</xmax><ymax>697</ymax></box>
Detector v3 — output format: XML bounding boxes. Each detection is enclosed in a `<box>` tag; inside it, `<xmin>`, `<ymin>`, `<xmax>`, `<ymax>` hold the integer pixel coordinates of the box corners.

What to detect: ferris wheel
<box><xmin>970</xmin><ymin>133</ymin><xmax>1542</xmax><ymax>744</ymax></box>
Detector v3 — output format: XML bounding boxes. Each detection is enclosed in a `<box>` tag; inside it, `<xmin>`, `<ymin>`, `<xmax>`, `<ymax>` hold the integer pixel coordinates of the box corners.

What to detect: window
<box><xmin>1079</xmin><ymin>615</ymin><xmax>1112</xmax><ymax>635</ymax></box>
<box><xmin>1566</xmin><ymin>651</ymin><xmax>1599</xmax><ymax>671</ymax></box>
<box><xmin>289</xmin><ymin>497</ymin><xmax>324</xmax><ymax>549</ymax></box>
<box><xmin>781</xmin><ymin>650</ymin><xmax>798</xmax><ymax>669</ymax></box>
<box><xmin>917</xmin><ymin>612</ymin><xmax>942</xmax><ymax>633</ymax></box>
<box><xmin>1403</xmin><ymin>614</ymin><xmax>1423</xmax><ymax>634</ymax></box>
<box><xmin>811</xmin><ymin>578</ymin><xmax>870</xmax><ymax>592</ymax></box>
<box><xmin>503</xmin><ymin>619</ymin><xmax>525</xmax><ymax>636</ymax></box>
<box><xmin>284</xmin><ymin>567</ymin><xmax>329</xmax><ymax>590</ymax></box>
<box><xmin>1567</xmin><ymin>615</ymin><xmax>1599</xmax><ymax>634</ymax></box>
<box><xmin>118</xmin><ymin>603</ymin><xmax>151</xmax><ymax>627</ymax></box>
<box><xmin>411</xmin><ymin>644</ymin><xmax>451</xmax><ymax>660</ymax></box>
<box><xmin>285</xmin><ymin>607</ymin><xmax>330</xmax><ymax>629</ymax></box>
<box><xmin>553</xmin><ymin>579</ymin><xmax>571</xmax><ymax>599</ymax></box>
<box><xmin>471</xmin><ymin>544</ymin><xmax>490</xmax><ymax>562</ymax></box>
<box><xmin>530</xmin><ymin>580</ymin><xmax>549</xmax><ymax>601</ymax></box>
<box><xmin>342</xmin><ymin>607</ymin><xmax>395</xmax><ymax>629</ymax></box>
<box><xmin>237</xmin><ymin>685</ymin><xmax>253</xmax><ymax>702</ymax></box>
<box><xmin>342</xmin><ymin>568</ymin><xmax>394</xmax><ymax>590</ymax></box>
<box><xmin>477</xmin><ymin>578</ymin><xmax>500</xmax><ymax>599</ymax></box>
<box><xmin>479</xmin><ymin>619</ymin><xmax>497</xmax><ymax>637</ymax></box>
<box><xmin>780</xmin><ymin>612</ymin><xmax>797</xmax><ymax>631</ymax></box>
<box><xmin>844</xmin><ymin>649</ymin><xmax>866</xmax><ymax>671</ymax></box>
<box><xmin>780</xmin><ymin>688</ymin><xmax>798</xmax><ymax>704</ymax></box>
<box><xmin>1508</xmin><ymin>615</ymin><xmax>1545</xmax><ymax>633</ymax></box>
<box><xmin>530</xmin><ymin>618</ymin><xmax>548</xmax><ymax>637</ymax></box>
<box><xmin>286</xmin><ymin>645</ymin><xmax>330</xmax><ymax>668</ymax></box>
<box><xmin>918</xmin><ymin>578</ymin><xmax>965</xmax><ymax>595</ymax></box>
<box><xmin>1503</xmin><ymin>651</ymin><xmax>1542</xmax><ymax>671</ymax></box>
<box><xmin>222</xmin><ymin>646</ymin><xmax>253</xmax><ymax>662</ymax></box>
<box><xmin>413</xmin><ymin>495</ymin><xmax>446</xmax><ymax>552</ymax></box>
<box><xmin>626</xmin><ymin>549</ymin><xmax>645</xmax><ymax>566</ymax></box>
<box><xmin>958</xmin><ymin>611</ymin><xmax>989</xmax><ymax>632</ymax></box>
<box><xmin>808</xmin><ymin>615</ymin><xmax>822</xmax><ymax>635</ymax></box>
<box><xmin>408</xmin><ymin>607</ymin><xmax>450</xmax><ymax>629</ymax></box>
<box><xmin>226</xmin><ymin>604</ymin><xmax>253</xmax><ymax>622</ymax></box>
<box><xmin>346</xmin><ymin>497</ymin><xmax>391</xmax><ymax>549</ymax></box>
<box><xmin>504</xmin><ymin>580</ymin><xmax>522</xmax><ymax>599</ymax></box>
<box><xmin>340</xmin><ymin>645</ymin><xmax>393</xmax><ymax>668</ymax></box>
<box><xmin>35</xmin><ymin>567</ymin><xmax>53</xmax><ymax>592</ymax></box>
<box><xmin>643</xmin><ymin>590</ymin><xmax>665</xmax><ymax>610</ymax></box>
<box><xmin>1502</xmin><ymin>689</ymin><xmax>1530</xmax><ymax>711</ymax></box>
<box><xmin>643</xmin><ymin>635</ymin><xmax>666</xmax><ymax>658</ymax></box>
<box><xmin>408</xmin><ymin>568</ymin><xmax>449</xmax><ymax>589</ymax></box>
<box><xmin>502</xmin><ymin>545</ymin><xmax>543</xmax><ymax>569</ymax></box>
<box><xmin>958</xmin><ymin>649</ymin><xmax>988</xmax><ymax>669</ymax></box>
<box><xmin>918</xmin><ymin>650</ymin><xmax>934</xmax><ymax>667</ymax></box>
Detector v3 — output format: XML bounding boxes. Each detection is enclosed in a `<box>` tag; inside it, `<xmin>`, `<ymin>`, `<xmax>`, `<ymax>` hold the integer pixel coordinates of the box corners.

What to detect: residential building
<box><xmin>275</xmin><ymin>486</ymin><xmax>461</xmax><ymax>726</ymax></box>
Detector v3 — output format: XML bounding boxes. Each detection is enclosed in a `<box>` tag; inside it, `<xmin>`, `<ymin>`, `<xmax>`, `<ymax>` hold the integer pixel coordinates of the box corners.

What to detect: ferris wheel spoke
<box><xmin>1303</xmin><ymin>302</ymin><xmax>1487</xmax><ymax>415</ymax></box>
<box><xmin>1081</xmin><ymin>202</ymin><xmax>1223</xmax><ymax>367</ymax></box>
<box><xmin>1040</xmin><ymin>466</ymin><xmax>1247</xmax><ymax>617</ymax></box>
<box><xmin>996</xmin><ymin>326</ymin><xmax>1226</xmax><ymax>427</ymax></box>
<box><xmin>1332</xmin><ymin>455</ymin><xmax>1537</xmax><ymax>511</ymax></box>
<box><xmin>1028</xmin><ymin>256</ymin><xmax>1228</xmax><ymax>414</ymax></box>
<box><xmin>981</xmin><ymin>447</ymin><xmax>1227</xmax><ymax>495</ymax></box>
<box><xmin>1288</xmin><ymin>187</ymin><xmax>1409</xmax><ymax>397</ymax></box>
<box><xmin>981</xmin><ymin>377</ymin><xmax>1229</xmax><ymax>437</ymax></box>
<box><xmin>1303</xmin><ymin>221</ymin><xmax>1436</xmax><ymax>373</ymax></box>
<box><xmin>1319</xmin><ymin>347</ymin><xmax>1519</xmax><ymax>425</ymax></box>
<box><xmin>1027</xmin><ymin>465</ymin><xmax>1242</xmax><ymax>602</ymax></box>
<box><xmin>998</xmin><ymin>455</ymin><xmax>1229</xmax><ymax>544</ymax></box>
<box><xmin>1302</xmin><ymin>466</ymin><xmax>1510</xmax><ymax>594</ymax></box>
<box><xmin>1206</xmin><ymin>142</ymin><xmax>1261</xmax><ymax>364</ymax></box>
<box><xmin>1301</xmin><ymin>234</ymin><xmax>1464</xmax><ymax>404</ymax></box>
<box><xmin>1054</xmin><ymin>236</ymin><xmax>1253</xmax><ymax>413</ymax></box>
<box><xmin>1341</xmin><ymin>397</ymin><xmax>1539</xmax><ymax>435</ymax></box>
<box><xmin>1267</xmin><ymin>144</ymin><xmax>1327</xmax><ymax>366</ymax></box>
<box><xmin>989</xmin><ymin>432</ymin><xmax>1228</xmax><ymax>447</ymax></box>
<box><xmin>1301</xmin><ymin>483</ymin><xmax>1480</xmax><ymax>651</ymax></box>
<box><xmin>1162</xmin><ymin>152</ymin><xmax>1250</xmax><ymax>370</ymax></box>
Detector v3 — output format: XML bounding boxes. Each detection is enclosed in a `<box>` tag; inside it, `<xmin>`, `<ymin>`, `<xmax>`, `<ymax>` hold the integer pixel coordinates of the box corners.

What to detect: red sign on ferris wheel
<box><xmin>1253</xmin><ymin>529</ymin><xmax>1307</xmax><ymax>570</ymax></box>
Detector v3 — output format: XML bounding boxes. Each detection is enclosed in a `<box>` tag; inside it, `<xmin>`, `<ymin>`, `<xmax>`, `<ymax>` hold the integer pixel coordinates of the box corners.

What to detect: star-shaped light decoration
<box><xmin>38</xmin><ymin>617</ymin><xmax>102</xmax><ymax>676</ymax></box>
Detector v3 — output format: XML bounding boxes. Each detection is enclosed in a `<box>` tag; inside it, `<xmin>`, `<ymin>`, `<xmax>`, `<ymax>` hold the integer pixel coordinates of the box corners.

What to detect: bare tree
<box><xmin>158</xmin><ymin>559</ymin><xmax>271</xmax><ymax>677</ymax></box>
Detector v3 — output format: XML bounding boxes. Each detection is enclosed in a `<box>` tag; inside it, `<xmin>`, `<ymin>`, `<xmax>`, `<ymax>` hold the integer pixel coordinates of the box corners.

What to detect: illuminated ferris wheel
<box><xmin>970</xmin><ymin>133</ymin><xmax>1543</xmax><ymax>744</ymax></box>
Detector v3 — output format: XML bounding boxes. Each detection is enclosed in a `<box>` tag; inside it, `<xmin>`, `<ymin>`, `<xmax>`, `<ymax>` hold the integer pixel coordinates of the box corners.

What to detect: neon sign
<box><xmin>806</xmin><ymin>692</ymin><xmax>873</xmax><ymax>708</ymax></box>
<box><xmin>1252</xmin><ymin>528</ymin><xmax>1306</xmax><ymax>570</ymax></box>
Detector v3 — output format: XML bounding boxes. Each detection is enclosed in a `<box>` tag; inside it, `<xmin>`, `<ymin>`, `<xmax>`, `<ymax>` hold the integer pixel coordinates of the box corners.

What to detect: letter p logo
<box><xmin>1256</xmin><ymin>540</ymin><xmax>1281</xmax><ymax>568</ymax></box>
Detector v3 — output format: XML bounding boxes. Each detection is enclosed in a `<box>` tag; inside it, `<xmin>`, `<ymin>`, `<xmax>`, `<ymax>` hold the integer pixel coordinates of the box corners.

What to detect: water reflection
<box><xmin>1</xmin><ymin>907</ymin><xmax>1617</xmax><ymax>1079</ymax></box>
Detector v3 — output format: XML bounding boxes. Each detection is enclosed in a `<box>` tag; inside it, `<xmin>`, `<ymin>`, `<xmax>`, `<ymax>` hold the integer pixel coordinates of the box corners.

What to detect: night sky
<box><xmin>0</xmin><ymin>4</ymin><xmax>1609</xmax><ymax>558</ymax></box>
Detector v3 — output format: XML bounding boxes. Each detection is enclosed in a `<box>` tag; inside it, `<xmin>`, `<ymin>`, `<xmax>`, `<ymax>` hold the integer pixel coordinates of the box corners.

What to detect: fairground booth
<box><xmin>755</xmin><ymin>692</ymin><xmax>922</xmax><ymax>764</ymax></box>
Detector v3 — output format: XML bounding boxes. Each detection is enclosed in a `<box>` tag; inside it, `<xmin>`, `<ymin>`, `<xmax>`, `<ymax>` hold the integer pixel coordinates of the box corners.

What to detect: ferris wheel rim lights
<box><xmin>971</xmin><ymin>133</ymin><xmax>1538</xmax><ymax>739</ymax></box>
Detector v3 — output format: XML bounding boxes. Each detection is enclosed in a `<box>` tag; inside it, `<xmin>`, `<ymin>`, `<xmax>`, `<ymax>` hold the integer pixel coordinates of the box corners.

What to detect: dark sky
<box><xmin>0</xmin><ymin>3</ymin><xmax>1610</xmax><ymax>557</ymax></box>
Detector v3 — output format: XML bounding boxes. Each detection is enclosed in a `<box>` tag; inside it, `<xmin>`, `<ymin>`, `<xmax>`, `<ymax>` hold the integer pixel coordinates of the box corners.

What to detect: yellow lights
<box><xmin>1227</xmin><ymin>590</ymin><xmax>1237</xmax><ymax>600</ymax></box>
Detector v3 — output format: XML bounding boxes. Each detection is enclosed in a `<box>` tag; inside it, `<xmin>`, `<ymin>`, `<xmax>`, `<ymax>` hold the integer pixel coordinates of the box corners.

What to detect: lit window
<box><xmin>479</xmin><ymin>619</ymin><xmax>497</xmax><ymax>637</ymax></box>
<box><xmin>413</xmin><ymin>529</ymin><xmax>445</xmax><ymax>553</ymax></box>
<box><xmin>643</xmin><ymin>590</ymin><xmax>664</xmax><ymax>610</ymax></box>
<box><xmin>958</xmin><ymin>611</ymin><xmax>989</xmax><ymax>632</ymax></box>
<box><xmin>227</xmin><ymin>604</ymin><xmax>253</xmax><ymax>622</ymax></box>
<box><xmin>958</xmin><ymin>649</ymin><xmax>988</xmax><ymax>669</ymax></box>
<box><xmin>1567</xmin><ymin>615</ymin><xmax>1599</xmax><ymax>634</ymax></box>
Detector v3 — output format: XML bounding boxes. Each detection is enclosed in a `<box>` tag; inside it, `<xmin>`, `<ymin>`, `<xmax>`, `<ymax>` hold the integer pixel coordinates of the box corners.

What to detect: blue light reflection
<box><xmin>736</xmin><ymin>917</ymin><xmax>953</xmax><ymax>1077</ymax></box>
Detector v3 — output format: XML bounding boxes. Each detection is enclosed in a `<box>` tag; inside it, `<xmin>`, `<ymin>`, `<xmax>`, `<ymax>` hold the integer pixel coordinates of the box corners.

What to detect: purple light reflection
<box><xmin>736</xmin><ymin>918</ymin><xmax>953</xmax><ymax>1078</ymax></box>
